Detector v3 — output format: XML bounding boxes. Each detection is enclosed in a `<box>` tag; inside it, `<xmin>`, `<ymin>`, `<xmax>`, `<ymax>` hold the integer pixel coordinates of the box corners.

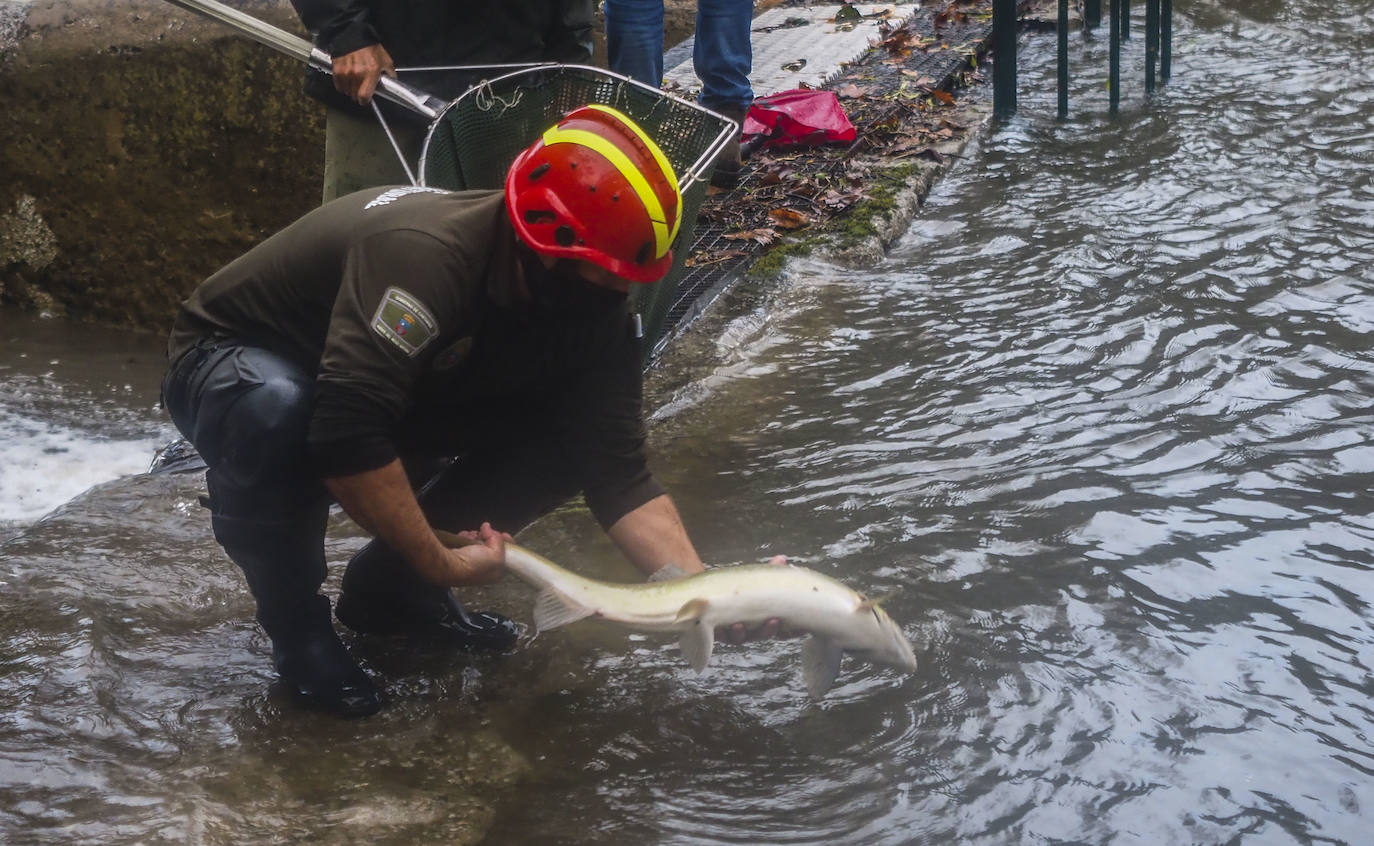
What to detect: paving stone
<box><xmin>664</xmin><ymin>3</ymin><xmax>918</xmax><ymax>97</ymax></box>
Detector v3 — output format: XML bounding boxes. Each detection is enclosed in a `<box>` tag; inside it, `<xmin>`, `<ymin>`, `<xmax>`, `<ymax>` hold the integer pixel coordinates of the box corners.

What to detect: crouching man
<box><xmin>162</xmin><ymin>106</ymin><xmax>713</xmax><ymax>716</ymax></box>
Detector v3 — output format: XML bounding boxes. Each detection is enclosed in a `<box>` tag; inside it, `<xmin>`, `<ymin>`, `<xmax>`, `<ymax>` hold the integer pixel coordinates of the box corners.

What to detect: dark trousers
<box><xmin>161</xmin><ymin>341</ymin><xmax>580</xmax><ymax>632</ymax></box>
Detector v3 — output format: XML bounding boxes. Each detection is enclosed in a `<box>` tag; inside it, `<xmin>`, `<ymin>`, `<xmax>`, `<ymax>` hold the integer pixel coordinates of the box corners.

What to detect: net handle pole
<box><xmin>160</xmin><ymin>0</ymin><xmax>443</xmax><ymax>120</ymax></box>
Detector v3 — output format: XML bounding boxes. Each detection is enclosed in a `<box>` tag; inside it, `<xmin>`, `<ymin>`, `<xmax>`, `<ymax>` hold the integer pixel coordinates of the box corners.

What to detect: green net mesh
<box><xmin>419</xmin><ymin>65</ymin><xmax>731</xmax><ymax>359</ymax></box>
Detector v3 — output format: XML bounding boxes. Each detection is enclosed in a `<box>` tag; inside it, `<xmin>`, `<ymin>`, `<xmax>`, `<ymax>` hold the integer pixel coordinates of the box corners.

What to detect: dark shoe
<box><xmin>710</xmin><ymin>106</ymin><xmax>750</xmax><ymax>189</ymax></box>
<box><xmin>272</xmin><ymin>624</ymin><xmax>382</xmax><ymax>718</ymax></box>
<box><xmin>336</xmin><ymin>584</ymin><xmax>521</xmax><ymax>651</ymax></box>
<box><xmin>338</xmin><ymin>528</ymin><xmax>521</xmax><ymax>651</ymax></box>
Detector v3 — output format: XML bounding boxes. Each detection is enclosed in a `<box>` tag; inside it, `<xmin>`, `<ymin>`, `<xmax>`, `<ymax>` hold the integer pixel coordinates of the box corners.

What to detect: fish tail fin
<box><xmin>801</xmin><ymin>635</ymin><xmax>844</xmax><ymax>700</ymax></box>
<box><xmin>533</xmin><ymin>588</ymin><xmax>595</xmax><ymax>632</ymax></box>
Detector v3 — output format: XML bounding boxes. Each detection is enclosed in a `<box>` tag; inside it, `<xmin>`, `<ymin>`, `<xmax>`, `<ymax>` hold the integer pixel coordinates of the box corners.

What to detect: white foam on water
<box><xmin>0</xmin><ymin>408</ymin><xmax>171</xmax><ymax>525</ymax></box>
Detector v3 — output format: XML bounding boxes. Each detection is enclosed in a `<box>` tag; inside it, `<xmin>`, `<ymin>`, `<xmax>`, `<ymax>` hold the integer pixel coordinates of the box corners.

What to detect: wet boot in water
<box><xmin>212</xmin><ymin>512</ymin><xmax>382</xmax><ymax>718</ymax></box>
<box><xmin>335</xmin><ymin>538</ymin><xmax>521</xmax><ymax>651</ymax></box>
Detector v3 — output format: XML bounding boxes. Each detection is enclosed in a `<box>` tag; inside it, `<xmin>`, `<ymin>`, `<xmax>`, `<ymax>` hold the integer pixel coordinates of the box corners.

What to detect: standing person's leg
<box><xmin>604</xmin><ymin>0</ymin><xmax>666</xmax><ymax>87</ymax></box>
<box><xmin>694</xmin><ymin>0</ymin><xmax>755</xmax><ymax>186</ymax></box>
<box><xmin>162</xmin><ymin>343</ymin><xmax>381</xmax><ymax>717</ymax></box>
<box><xmin>323</xmin><ymin>108</ymin><xmax>426</xmax><ymax>203</ymax></box>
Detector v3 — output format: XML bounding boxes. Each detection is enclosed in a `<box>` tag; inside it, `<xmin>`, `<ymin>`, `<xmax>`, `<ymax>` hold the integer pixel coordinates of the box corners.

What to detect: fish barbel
<box><xmin>476</xmin><ymin>538</ymin><xmax>918</xmax><ymax>699</ymax></box>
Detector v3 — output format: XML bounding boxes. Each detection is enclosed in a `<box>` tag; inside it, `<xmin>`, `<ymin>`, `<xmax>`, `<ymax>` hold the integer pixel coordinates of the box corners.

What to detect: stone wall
<box><xmin>0</xmin><ymin>0</ymin><xmax>323</xmax><ymax>326</ymax></box>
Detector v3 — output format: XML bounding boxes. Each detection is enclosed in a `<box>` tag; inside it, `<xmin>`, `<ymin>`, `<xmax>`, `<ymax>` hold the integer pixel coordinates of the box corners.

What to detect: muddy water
<box><xmin>3</xmin><ymin>0</ymin><xmax>1374</xmax><ymax>843</ymax></box>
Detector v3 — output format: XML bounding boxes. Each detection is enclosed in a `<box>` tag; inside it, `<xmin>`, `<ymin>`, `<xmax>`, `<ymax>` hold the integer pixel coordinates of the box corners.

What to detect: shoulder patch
<box><xmin>372</xmin><ymin>286</ymin><xmax>438</xmax><ymax>357</ymax></box>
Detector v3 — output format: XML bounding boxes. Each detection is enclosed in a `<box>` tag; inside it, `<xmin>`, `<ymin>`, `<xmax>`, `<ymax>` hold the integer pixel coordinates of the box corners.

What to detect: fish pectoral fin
<box><xmin>532</xmin><ymin>589</ymin><xmax>595</xmax><ymax>632</ymax></box>
<box><xmin>801</xmin><ymin>635</ymin><xmax>844</xmax><ymax>700</ymax></box>
<box><xmin>672</xmin><ymin>597</ymin><xmax>710</xmax><ymax>625</ymax></box>
<box><xmin>678</xmin><ymin>620</ymin><xmax>716</xmax><ymax>674</ymax></box>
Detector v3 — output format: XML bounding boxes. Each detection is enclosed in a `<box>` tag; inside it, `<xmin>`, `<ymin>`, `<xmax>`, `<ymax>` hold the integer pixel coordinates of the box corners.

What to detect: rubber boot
<box><xmin>709</xmin><ymin>105</ymin><xmax>750</xmax><ymax>189</ymax></box>
<box><xmin>212</xmin><ymin>512</ymin><xmax>382</xmax><ymax>717</ymax></box>
<box><xmin>335</xmin><ymin>541</ymin><xmax>521</xmax><ymax>651</ymax></box>
<box><xmin>335</xmin><ymin>461</ymin><xmax>520</xmax><ymax>651</ymax></box>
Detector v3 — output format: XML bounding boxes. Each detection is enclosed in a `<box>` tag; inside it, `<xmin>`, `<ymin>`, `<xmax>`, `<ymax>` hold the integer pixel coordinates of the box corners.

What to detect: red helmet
<box><xmin>505</xmin><ymin>104</ymin><xmax>683</xmax><ymax>284</ymax></box>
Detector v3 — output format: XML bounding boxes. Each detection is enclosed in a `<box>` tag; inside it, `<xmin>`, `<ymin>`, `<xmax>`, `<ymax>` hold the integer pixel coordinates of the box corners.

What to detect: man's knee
<box><xmin>192</xmin><ymin>347</ymin><xmax>316</xmax><ymax>494</ymax></box>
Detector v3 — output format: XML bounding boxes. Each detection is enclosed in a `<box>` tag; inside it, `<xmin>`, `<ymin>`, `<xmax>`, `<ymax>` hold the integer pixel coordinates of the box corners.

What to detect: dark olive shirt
<box><xmin>290</xmin><ymin>0</ymin><xmax>595</xmax><ymax>115</ymax></box>
<box><xmin>168</xmin><ymin>186</ymin><xmax>662</xmax><ymax>527</ymax></box>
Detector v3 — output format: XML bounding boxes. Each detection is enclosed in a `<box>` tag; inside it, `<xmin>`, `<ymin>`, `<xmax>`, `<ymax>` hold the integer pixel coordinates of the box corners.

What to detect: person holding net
<box><xmin>289</xmin><ymin>0</ymin><xmax>596</xmax><ymax>201</ymax></box>
<box><xmin>162</xmin><ymin>107</ymin><xmax>752</xmax><ymax>717</ymax></box>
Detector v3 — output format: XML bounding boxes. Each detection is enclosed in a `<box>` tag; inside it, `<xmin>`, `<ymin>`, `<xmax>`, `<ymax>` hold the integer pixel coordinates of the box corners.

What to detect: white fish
<box><xmin>495</xmin><ymin>541</ymin><xmax>919</xmax><ymax>699</ymax></box>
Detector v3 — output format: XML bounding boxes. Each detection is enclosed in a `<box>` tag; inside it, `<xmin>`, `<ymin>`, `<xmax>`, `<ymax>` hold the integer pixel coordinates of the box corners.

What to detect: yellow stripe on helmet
<box><xmin>584</xmin><ymin>105</ymin><xmax>683</xmax><ymax>245</ymax></box>
<box><xmin>542</xmin><ymin>121</ymin><xmax>679</xmax><ymax>260</ymax></box>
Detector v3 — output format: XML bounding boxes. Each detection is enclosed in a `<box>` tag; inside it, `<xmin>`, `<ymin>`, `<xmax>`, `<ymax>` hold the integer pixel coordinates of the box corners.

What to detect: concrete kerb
<box><xmin>644</xmin><ymin>1</ymin><xmax>1002</xmax><ymax>409</ymax></box>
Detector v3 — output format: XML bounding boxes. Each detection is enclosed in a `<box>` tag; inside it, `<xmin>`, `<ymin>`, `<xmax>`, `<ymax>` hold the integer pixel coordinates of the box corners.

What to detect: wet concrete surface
<box><xmin>0</xmin><ymin>0</ymin><xmax>321</xmax><ymax>324</ymax></box>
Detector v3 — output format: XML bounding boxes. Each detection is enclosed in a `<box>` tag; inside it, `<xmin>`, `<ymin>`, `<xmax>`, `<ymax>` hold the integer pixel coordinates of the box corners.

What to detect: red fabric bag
<box><xmin>742</xmin><ymin>89</ymin><xmax>858</xmax><ymax>149</ymax></box>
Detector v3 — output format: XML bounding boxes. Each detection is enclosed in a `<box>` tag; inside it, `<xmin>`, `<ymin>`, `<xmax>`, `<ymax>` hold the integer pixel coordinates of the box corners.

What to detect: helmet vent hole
<box><xmin>524</xmin><ymin>209</ymin><xmax>557</xmax><ymax>225</ymax></box>
<box><xmin>528</xmin><ymin>162</ymin><xmax>551</xmax><ymax>181</ymax></box>
<box><xmin>555</xmin><ymin>225</ymin><xmax>577</xmax><ymax>247</ymax></box>
<box><xmin>635</xmin><ymin>241</ymin><xmax>653</xmax><ymax>265</ymax></box>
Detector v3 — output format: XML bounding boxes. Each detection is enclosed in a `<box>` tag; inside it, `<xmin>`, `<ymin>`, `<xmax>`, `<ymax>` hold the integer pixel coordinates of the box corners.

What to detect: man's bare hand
<box><xmin>434</xmin><ymin>521</ymin><xmax>506</xmax><ymax>586</ymax></box>
<box><xmin>721</xmin><ymin>554</ymin><xmax>791</xmax><ymax>644</ymax></box>
<box><xmin>332</xmin><ymin>44</ymin><xmax>395</xmax><ymax>105</ymax></box>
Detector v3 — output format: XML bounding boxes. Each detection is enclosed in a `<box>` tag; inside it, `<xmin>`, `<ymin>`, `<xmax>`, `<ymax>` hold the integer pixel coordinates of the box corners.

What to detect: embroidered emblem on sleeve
<box><xmin>372</xmin><ymin>286</ymin><xmax>439</xmax><ymax>357</ymax></box>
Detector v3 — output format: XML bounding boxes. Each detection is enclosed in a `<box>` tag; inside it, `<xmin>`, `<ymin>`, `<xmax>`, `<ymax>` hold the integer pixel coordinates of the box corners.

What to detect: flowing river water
<box><xmin>2</xmin><ymin>1</ymin><xmax>1373</xmax><ymax>842</ymax></box>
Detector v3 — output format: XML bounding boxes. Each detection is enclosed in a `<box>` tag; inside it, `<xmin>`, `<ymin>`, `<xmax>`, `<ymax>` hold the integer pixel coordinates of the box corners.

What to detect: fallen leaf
<box><xmin>818</xmin><ymin>188</ymin><xmax>865</xmax><ymax>211</ymax></box>
<box><xmin>724</xmin><ymin>228</ymin><xmax>781</xmax><ymax>246</ymax></box>
<box><xmin>929</xmin><ymin>88</ymin><xmax>956</xmax><ymax>105</ymax></box>
<box><xmin>768</xmin><ymin>208</ymin><xmax>812</xmax><ymax>230</ymax></box>
<box><xmin>900</xmin><ymin>70</ymin><xmax>937</xmax><ymax>86</ymax></box>
<box><xmin>760</xmin><ymin>167</ymin><xmax>795</xmax><ymax>186</ymax></box>
<box><xmin>684</xmin><ymin>249</ymin><xmax>747</xmax><ymax>267</ymax></box>
<box><xmin>835</xmin><ymin>83</ymin><xmax>874</xmax><ymax>99</ymax></box>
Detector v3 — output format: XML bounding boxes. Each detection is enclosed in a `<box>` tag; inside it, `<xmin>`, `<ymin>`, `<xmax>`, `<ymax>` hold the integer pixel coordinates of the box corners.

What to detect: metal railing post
<box><xmin>1122</xmin><ymin>0</ymin><xmax>1131</xmax><ymax>40</ymax></box>
<box><xmin>1161</xmin><ymin>0</ymin><xmax>1173</xmax><ymax>82</ymax></box>
<box><xmin>1145</xmin><ymin>0</ymin><xmax>1159</xmax><ymax>94</ymax></box>
<box><xmin>993</xmin><ymin>0</ymin><xmax>1018</xmax><ymax>119</ymax></box>
<box><xmin>1110</xmin><ymin>0</ymin><xmax>1121</xmax><ymax>115</ymax></box>
<box><xmin>1058</xmin><ymin>0</ymin><xmax>1069</xmax><ymax>117</ymax></box>
<box><xmin>1084</xmin><ymin>0</ymin><xmax>1102</xmax><ymax>29</ymax></box>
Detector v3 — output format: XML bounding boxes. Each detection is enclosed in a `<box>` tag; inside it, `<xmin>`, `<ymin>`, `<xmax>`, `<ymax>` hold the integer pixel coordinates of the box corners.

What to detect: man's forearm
<box><xmin>606</xmin><ymin>493</ymin><xmax>706</xmax><ymax>577</ymax></box>
<box><xmin>324</xmin><ymin>459</ymin><xmax>448</xmax><ymax>583</ymax></box>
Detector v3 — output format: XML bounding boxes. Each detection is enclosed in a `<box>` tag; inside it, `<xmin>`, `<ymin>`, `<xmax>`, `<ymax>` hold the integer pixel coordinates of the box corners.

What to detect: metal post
<box><xmin>1058</xmin><ymin>0</ymin><xmax>1069</xmax><ymax>118</ymax></box>
<box><xmin>993</xmin><ymin>0</ymin><xmax>1017</xmax><ymax>119</ymax></box>
<box><xmin>1145</xmin><ymin>0</ymin><xmax>1159</xmax><ymax>95</ymax></box>
<box><xmin>1122</xmin><ymin>0</ymin><xmax>1131</xmax><ymax>40</ymax></box>
<box><xmin>1084</xmin><ymin>0</ymin><xmax>1101</xmax><ymax>29</ymax></box>
<box><xmin>1110</xmin><ymin>0</ymin><xmax>1121</xmax><ymax>115</ymax></box>
<box><xmin>1161</xmin><ymin>0</ymin><xmax>1172</xmax><ymax>82</ymax></box>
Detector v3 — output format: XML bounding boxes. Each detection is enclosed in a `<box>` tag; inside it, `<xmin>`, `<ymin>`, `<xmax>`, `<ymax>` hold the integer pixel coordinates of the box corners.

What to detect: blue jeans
<box><xmin>604</xmin><ymin>0</ymin><xmax>754</xmax><ymax>113</ymax></box>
